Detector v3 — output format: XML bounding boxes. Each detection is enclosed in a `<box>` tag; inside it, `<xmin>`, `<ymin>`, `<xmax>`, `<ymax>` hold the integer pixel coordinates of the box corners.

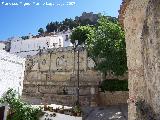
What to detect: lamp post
<box><xmin>77</xmin><ymin>46</ymin><xmax>80</xmax><ymax>105</ymax></box>
<box><xmin>74</xmin><ymin>40</ymin><xmax>80</xmax><ymax>105</ymax></box>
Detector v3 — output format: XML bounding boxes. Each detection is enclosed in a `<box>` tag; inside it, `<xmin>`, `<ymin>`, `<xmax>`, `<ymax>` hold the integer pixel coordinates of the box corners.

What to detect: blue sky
<box><xmin>0</xmin><ymin>0</ymin><xmax>122</xmax><ymax>40</ymax></box>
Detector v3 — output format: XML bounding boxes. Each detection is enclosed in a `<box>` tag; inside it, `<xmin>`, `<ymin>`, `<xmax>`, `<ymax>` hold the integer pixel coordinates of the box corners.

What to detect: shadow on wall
<box><xmin>0</xmin><ymin>106</ymin><xmax>5</xmax><ymax>120</ymax></box>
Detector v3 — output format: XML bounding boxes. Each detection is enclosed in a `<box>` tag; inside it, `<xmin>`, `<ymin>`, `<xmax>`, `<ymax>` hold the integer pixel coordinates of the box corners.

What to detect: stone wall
<box><xmin>97</xmin><ymin>91</ymin><xmax>128</xmax><ymax>106</ymax></box>
<box><xmin>22</xmin><ymin>47</ymin><xmax>101</xmax><ymax>106</ymax></box>
<box><xmin>121</xmin><ymin>0</ymin><xmax>160</xmax><ymax>119</ymax></box>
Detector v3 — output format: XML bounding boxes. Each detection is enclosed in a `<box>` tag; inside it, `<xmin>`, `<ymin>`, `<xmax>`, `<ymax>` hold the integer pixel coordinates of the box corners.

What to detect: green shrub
<box><xmin>100</xmin><ymin>79</ymin><xmax>128</xmax><ymax>92</ymax></box>
<box><xmin>0</xmin><ymin>89</ymin><xmax>44</xmax><ymax>120</ymax></box>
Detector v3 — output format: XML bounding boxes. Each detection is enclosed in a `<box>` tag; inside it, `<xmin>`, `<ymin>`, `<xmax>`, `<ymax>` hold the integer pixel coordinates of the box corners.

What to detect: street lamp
<box><xmin>74</xmin><ymin>40</ymin><xmax>80</xmax><ymax>105</ymax></box>
<box><xmin>77</xmin><ymin>45</ymin><xmax>80</xmax><ymax>105</ymax></box>
<box><xmin>74</xmin><ymin>41</ymin><xmax>86</xmax><ymax>105</ymax></box>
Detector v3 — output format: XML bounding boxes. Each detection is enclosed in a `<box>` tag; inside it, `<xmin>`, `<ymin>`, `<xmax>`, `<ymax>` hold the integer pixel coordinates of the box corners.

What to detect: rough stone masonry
<box><xmin>22</xmin><ymin>47</ymin><xmax>101</xmax><ymax>106</ymax></box>
<box><xmin>119</xmin><ymin>0</ymin><xmax>160</xmax><ymax>119</ymax></box>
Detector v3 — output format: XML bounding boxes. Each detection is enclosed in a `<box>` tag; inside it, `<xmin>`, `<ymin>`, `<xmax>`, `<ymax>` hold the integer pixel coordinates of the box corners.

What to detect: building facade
<box><xmin>57</xmin><ymin>30</ymin><xmax>73</xmax><ymax>47</ymax></box>
<box><xmin>0</xmin><ymin>42</ymin><xmax>5</xmax><ymax>50</ymax></box>
<box><xmin>0</xmin><ymin>50</ymin><xmax>25</xmax><ymax>120</ymax></box>
<box><xmin>10</xmin><ymin>35</ymin><xmax>63</xmax><ymax>58</ymax></box>
<box><xmin>9</xmin><ymin>31</ymin><xmax>73</xmax><ymax>58</ymax></box>
<box><xmin>0</xmin><ymin>50</ymin><xmax>25</xmax><ymax>97</ymax></box>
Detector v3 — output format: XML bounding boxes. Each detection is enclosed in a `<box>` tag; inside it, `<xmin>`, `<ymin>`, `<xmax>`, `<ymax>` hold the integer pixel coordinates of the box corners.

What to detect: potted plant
<box><xmin>59</xmin><ymin>106</ymin><xmax>64</xmax><ymax>114</ymax></box>
<box><xmin>53</xmin><ymin>108</ymin><xmax>58</xmax><ymax>112</ymax></box>
<box><xmin>48</xmin><ymin>106</ymin><xmax>54</xmax><ymax>112</ymax></box>
<box><xmin>73</xmin><ymin>105</ymin><xmax>81</xmax><ymax>117</ymax></box>
<box><xmin>56</xmin><ymin>108</ymin><xmax>60</xmax><ymax>113</ymax></box>
<box><xmin>76</xmin><ymin>111</ymin><xmax>81</xmax><ymax>117</ymax></box>
<box><xmin>43</xmin><ymin>103</ymin><xmax>48</xmax><ymax>111</ymax></box>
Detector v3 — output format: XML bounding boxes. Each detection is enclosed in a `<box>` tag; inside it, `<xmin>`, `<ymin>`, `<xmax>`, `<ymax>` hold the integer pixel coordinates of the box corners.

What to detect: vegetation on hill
<box><xmin>46</xmin><ymin>18</ymin><xmax>78</xmax><ymax>32</ymax></box>
<box><xmin>38</xmin><ymin>28</ymin><xmax>44</xmax><ymax>35</ymax></box>
<box><xmin>38</xmin><ymin>12</ymin><xmax>117</xmax><ymax>33</ymax></box>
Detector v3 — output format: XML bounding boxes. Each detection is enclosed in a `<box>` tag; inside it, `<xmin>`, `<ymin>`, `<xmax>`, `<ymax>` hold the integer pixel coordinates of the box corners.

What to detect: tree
<box><xmin>21</xmin><ymin>36</ymin><xmax>29</xmax><ymax>40</ymax></box>
<box><xmin>38</xmin><ymin>28</ymin><xmax>44</xmax><ymax>35</ymax></box>
<box><xmin>70</xmin><ymin>26</ymin><xmax>94</xmax><ymax>47</ymax></box>
<box><xmin>44</xmin><ymin>12</ymin><xmax>100</xmax><ymax>33</ymax></box>
<box><xmin>90</xmin><ymin>16</ymin><xmax>127</xmax><ymax>77</ymax></box>
<box><xmin>46</xmin><ymin>21</ymin><xmax>60</xmax><ymax>32</ymax></box>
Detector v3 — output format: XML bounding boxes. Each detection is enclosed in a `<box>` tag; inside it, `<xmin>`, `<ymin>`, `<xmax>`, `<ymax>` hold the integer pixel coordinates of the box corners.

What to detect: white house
<box><xmin>0</xmin><ymin>50</ymin><xmax>25</xmax><ymax>97</ymax></box>
<box><xmin>10</xmin><ymin>35</ymin><xmax>64</xmax><ymax>58</ymax></box>
<box><xmin>0</xmin><ymin>50</ymin><xmax>25</xmax><ymax>120</ymax></box>
<box><xmin>0</xmin><ymin>42</ymin><xmax>5</xmax><ymax>50</ymax></box>
<box><xmin>57</xmin><ymin>30</ymin><xmax>73</xmax><ymax>47</ymax></box>
<box><xmin>9</xmin><ymin>30</ymin><xmax>74</xmax><ymax>58</ymax></box>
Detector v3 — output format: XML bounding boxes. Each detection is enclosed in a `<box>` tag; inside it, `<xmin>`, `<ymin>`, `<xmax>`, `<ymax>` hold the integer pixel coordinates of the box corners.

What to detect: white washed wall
<box><xmin>10</xmin><ymin>36</ymin><xmax>64</xmax><ymax>58</ymax></box>
<box><xmin>49</xmin><ymin>36</ymin><xmax>64</xmax><ymax>48</ymax></box>
<box><xmin>61</xmin><ymin>31</ymin><xmax>73</xmax><ymax>47</ymax></box>
<box><xmin>0</xmin><ymin>43</ymin><xmax>5</xmax><ymax>50</ymax></box>
<box><xmin>0</xmin><ymin>50</ymin><xmax>25</xmax><ymax>97</ymax></box>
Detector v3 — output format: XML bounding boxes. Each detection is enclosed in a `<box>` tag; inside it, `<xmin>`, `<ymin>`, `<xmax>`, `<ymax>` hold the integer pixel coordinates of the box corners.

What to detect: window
<box><xmin>46</xmin><ymin>42</ymin><xmax>49</xmax><ymax>47</ymax></box>
<box><xmin>53</xmin><ymin>43</ymin><xmax>55</xmax><ymax>47</ymax></box>
<box><xmin>59</xmin><ymin>39</ymin><xmax>61</xmax><ymax>47</ymax></box>
<box><xmin>27</xmin><ymin>55</ymin><xmax>31</xmax><ymax>58</ymax></box>
<box><xmin>65</xmin><ymin>35</ymin><xmax>69</xmax><ymax>41</ymax></box>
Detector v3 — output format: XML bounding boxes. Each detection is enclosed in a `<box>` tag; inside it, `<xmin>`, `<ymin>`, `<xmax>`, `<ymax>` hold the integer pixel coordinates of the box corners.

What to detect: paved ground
<box><xmin>82</xmin><ymin>104</ymin><xmax>128</xmax><ymax>120</ymax></box>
